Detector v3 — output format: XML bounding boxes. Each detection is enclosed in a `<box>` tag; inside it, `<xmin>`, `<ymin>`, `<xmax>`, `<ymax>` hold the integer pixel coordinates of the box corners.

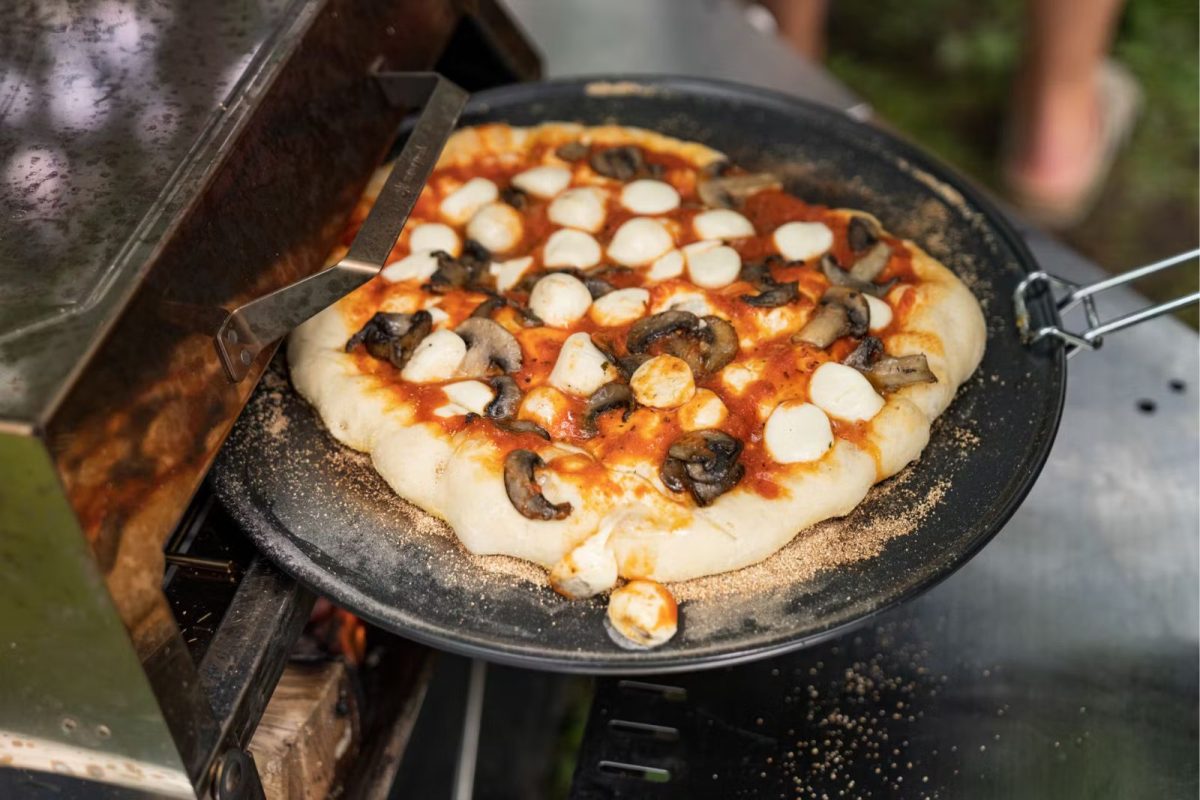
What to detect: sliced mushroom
<box><xmin>500</xmin><ymin>185</ymin><xmax>528</xmax><ymax>210</ymax></box>
<box><xmin>581</xmin><ymin>381</ymin><xmax>636</xmax><ymax>437</ymax></box>
<box><xmin>698</xmin><ymin>172</ymin><xmax>781</xmax><ymax>209</ymax></box>
<box><xmin>496</xmin><ymin>419</ymin><xmax>551</xmax><ymax>440</ymax></box>
<box><xmin>742</xmin><ymin>282</ymin><xmax>800</xmax><ymax>308</ymax></box>
<box><xmin>503</xmin><ymin>450</ymin><xmax>572</xmax><ymax>520</ymax></box>
<box><xmin>471</xmin><ymin>294</ymin><xmax>543</xmax><ymax>327</ymax></box>
<box><xmin>849</xmin><ymin>241</ymin><xmax>891</xmax><ymax>283</ymax></box>
<box><xmin>739</xmin><ymin>254</ymin><xmax>782</xmax><ymax>290</ymax></box>
<box><xmin>847</xmin><ymin>216</ymin><xmax>880</xmax><ymax>253</ymax></box>
<box><xmin>485</xmin><ymin>375</ymin><xmax>523</xmax><ymax>420</ymax></box>
<box><xmin>589</xmin><ymin>145</ymin><xmax>644</xmax><ymax>180</ymax></box>
<box><xmin>426</xmin><ymin>241</ymin><xmax>490</xmax><ymax>294</ymax></box>
<box><xmin>820</xmin><ymin>254</ymin><xmax>896</xmax><ymax>298</ymax></box>
<box><xmin>842</xmin><ymin>337</ymin><xmax>937</xmax><ymax>391</ymax></box>
<box><xmin>455</xmin><ymin>317</ymin><xmax>523</xmax><ymax>377</ymax></box>
<box><xmin>626</xmin><ymin>310</ymin><xmax>739</xmax><ymax>379</ymax></box>
<box><xmin>659</xmin><ymin>429</ymin><xmax>745</xmax><ymax>506</ymax></box>
<box><xmin>344</xmin><ymin>310</ymin><xmax>432</xmax><ymax>369</ymax></box>
<box><xmin>699</xmin><ymin>315</ymin><xmax>739</xmax><ymax>374</ymax></box>
<box><xmin>555</xmin><ymin>141</ymin><xmax>588</xmax><ymax>161</ymax></box>
<box><xmin>792</xmin><ymin>286</ymin><xmax>870</xmax><ymax>349</ymax></box>
<box><xmin>583</xmin><ymin>275</ymin><xmax>617</xmax><ymax>299</ymax></box>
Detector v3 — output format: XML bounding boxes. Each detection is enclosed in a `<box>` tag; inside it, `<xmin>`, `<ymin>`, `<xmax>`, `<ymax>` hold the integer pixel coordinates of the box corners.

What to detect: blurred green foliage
<box><xmin>826</xmin><ymin>0</ymin><xmax>1198</xmax><ymax>326</ymax></box>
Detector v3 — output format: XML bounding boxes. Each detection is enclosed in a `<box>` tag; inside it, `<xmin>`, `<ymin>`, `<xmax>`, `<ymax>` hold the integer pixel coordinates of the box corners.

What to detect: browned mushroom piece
<box><xmin>470</xmin><ymin>294</ymin><xmax>543</xmax><ymax>328</ymax></box>
<box><xmin>849</xmin><ymin>241</ymin><xmax>891</xmax><ymax>283</ymax></box>
<box><xmin>503</xmin><ymin>450</ymin><xmax>572</xmax><ymax>520</ymax></box>
<box><xmin>742</xmin><ymin>282</ymin><xmax>800</xmax><ymax>308</ymax></box>
<box><xmin>500</xmin><ymin>185</ymin><xmax>528</xmax><ymax>210</ymax></box>
<box><xmin>847</xmin><ymin>215</ymin><xmax>880</xmax><ymax>253</ymax></box>
<box><xmin>495</xmin><ymin>419</ymin><xmax>551</xmax><ymax>440</ymax></box>
<box><xmin>583</xmin><ymin>275</ymin><xmax>617</xmax><ymax>299</ymax></box>
<box><xmin>697</xmin><ymin>172</ymin><xmax>781</xmax><ymax>209</ymax></box>
<box><xmin>485</xmin><ymin>375</ymin><xmax>523</xmax><ymax>420</ymax></box>
<box><xmin>345</xmin><ymin>310</ymin><xmax>432</xmax><ymax>369</ymax></box>
<box><xmin>820</xmin><ymin>253</ymin><xmax>896</xmax><ymax>298</ymax></box>
<box><xmin>455</xmin><ymin>317</ymin><xmax>523</xmax><ymax>377</ymax></box>
<box><xmin>581</xmin><ymin>381</ymin><xmax>635</xmax><ymax>437</ymax></box>
<box><xmin>626</xmin><ymin>310</ymin><xmax>739</xmax><ymax>379</ymax></box>
<box><xmin>589</xmin><ymin>145</ymin><xmax>644</xmax><ymax>180</ymax></box>
<box><xmin>659</xmin><ymin>429</ymin><xmax>745</xmax><ymax>506</ymax></box>
<box><xmin>842</xmin><ymin>336</ymin><xmax>938</xmax><ymax>391</ymax></box>
<box><xmin>792</xmin><ymin>286</ymin><xmax>870</xmax><ymax>349</ymax></box>
<box><xmin>555</xmin><ymin>141</ymin><xmax>588</xmax><ymax>161</ymax></box>
<box><xmin>426</xmin><ymin>240</ymin><xmax>491</xmax><ymax>294</ymax></box>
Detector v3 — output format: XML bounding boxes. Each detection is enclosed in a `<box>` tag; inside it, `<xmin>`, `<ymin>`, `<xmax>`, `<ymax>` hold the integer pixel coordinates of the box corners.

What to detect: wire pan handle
<box><xmin>216</xmin><ymin>72</ymin><xmax>468</xmax><ymax>382</ymax></box>
<box><xmin>1014</xmin><ymin>248</ymin><xmax>1200</xmax><ymax>356</ymax></box>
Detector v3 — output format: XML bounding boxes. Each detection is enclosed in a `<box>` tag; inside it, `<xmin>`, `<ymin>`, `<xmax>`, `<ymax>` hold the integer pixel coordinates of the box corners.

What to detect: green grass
<box><xmin>825</xmin><ymin>0</ymin><xmax>1199</xmax><ymax>327</ymax></box>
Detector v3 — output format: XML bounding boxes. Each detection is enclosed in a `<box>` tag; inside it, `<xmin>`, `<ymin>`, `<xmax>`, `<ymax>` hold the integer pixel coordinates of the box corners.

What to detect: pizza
<box><xmin>288</xmin><ymin>122</ymin><xmax>986</xmax><ymax>649</ymax></box>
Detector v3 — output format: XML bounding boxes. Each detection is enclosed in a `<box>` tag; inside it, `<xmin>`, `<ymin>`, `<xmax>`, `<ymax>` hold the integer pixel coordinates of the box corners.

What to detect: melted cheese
<box><xmin>678</xmin><ymin>388</ymin><xmax>729</xmax><ymax>431</ymax></box>
<box><xmin>543</xmin><ymin>229</ymin><xmax>602</xmax><ymax>269</ymax></box>
<box><xmin>466</xmin><ymin>202</ymin><xmax>523</xmax><ymax>254</ymax></box>
<box><xmin>548</xmin><ymin>187</ymin><xmax>607</xmax><ymax>232</ymax></box>
<box><xmin>408</xmin><ymin>222</ymin><xmax>461</xmax><ymax>256</ymax></box>
<box><xmin>529</xmin><ymin>273</ymin><xmax>593</xmax><ymax>328</ymax></box>
<box><xmin>620</xmin><ymin>179</ymin><xmax>681</xmax><ymax>214</ymax></box>
<box><xmin>590</xmin><ymin>287</ymin><xmax>650</xmax><ymax>326</ymax></box>
<box><xmin>865</xmin><ymin>294</ymin><xmax>893</xmax><ymax>332</ymax></box>
<box><xmin>693</xmin><ymin>208</ymin><xmax>755</xmax><ymax>240</ymax></box>
<box><xmin>607</xmin><ymin>217</ymin><xmax>674</xmax><ymax>266</ymax></box>
<box><xmin>401</xmin><ymin>330</ymin><xmax>466</xmax><ymax>383</ymax></box>
<box><xmin>646</xmin><ymin>249</ymin><xmax>685</xmax><ymax>281</ymax></box>
<box><xmin>773</xmin><ymin>221</ymin><xmax>833</xmax><ymax>261</ymax></box>
<box><xmin>489</xmin><ymin>256</ymin><xmax>534</xmax><ymax>293</ymax></box>
<box><xmin>511</xmin><ymin>165</ymin><xmax>572</xmax><ymax>198</ymax></box>
<box><xmin>764</xmin><ymin>401</ymin><xmax>834</xmax><ymax>463</ymax></box>
<box><xmin>606</xmin><ymin>580</ymin><xmax>678</xmax><ymax>648</ymax></box>
<box><xmin>443</xmin><ymin>380</ymin><xmax>495</xmax><ymax>415</ymax></box>
<box><xmin>550</xmin><ymin>527</ymin><xmax>618</xmax><ymax>599</ymax></box>
<box><xmin>381</xmin><ymin>250</ymin><xmax>439</xmax><ymax>283</ymax></box>
<box><xmin>548</xmin><ymin>332</ymin><xmax>618</xmax><ymax>396</ymax></box>
<box><xmin>440</xmin><ymin>177</ymin><xmax>498</xmax><ymax>225</ymax></box>
<box><xmin>809</xmin><ymin>362</ymin><xmax>885</xmax><ymax>421</ymax></box>
<box><xmin>683</xmin><ymin>240</ymin><xmax>741</xmax><ymax>289</ymax></box>
<box><xmin>630</xmin><ymin>355</ymin><xmax>696</xmax><ymax>409</ymax></box>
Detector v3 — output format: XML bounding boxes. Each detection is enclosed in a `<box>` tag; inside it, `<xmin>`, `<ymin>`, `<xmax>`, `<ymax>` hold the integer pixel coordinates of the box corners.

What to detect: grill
<box><xmin>1</xmin><ymin>1</ymin><xmax>1195</xmax><ymax>798</ymax></box>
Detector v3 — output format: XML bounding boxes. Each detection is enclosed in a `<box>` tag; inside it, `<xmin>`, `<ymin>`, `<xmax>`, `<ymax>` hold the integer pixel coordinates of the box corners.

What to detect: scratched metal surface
<box><xmin>0</xmin><ymin>0</ymin><xmax>288</xmax><ymax>422</ymax></box>
<box><xmin>507</xmin><ymin>1</ymin><xmax>1198</xmax><ymax>797</ymax></box>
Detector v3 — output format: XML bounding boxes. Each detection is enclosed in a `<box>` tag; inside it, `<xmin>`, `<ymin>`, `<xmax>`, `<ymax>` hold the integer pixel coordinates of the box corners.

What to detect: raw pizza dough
<box><xmin>289</xmin><ymin>122</ymin><xmax>985</xmax><ymax>646</ymax></box>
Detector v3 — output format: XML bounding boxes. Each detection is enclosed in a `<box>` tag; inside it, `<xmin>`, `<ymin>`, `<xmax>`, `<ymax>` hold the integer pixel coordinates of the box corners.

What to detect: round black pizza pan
<box><xmin>212</xmin><ymin>76</ymin><xmax>1066</xmax><ymax>673</ymax></box>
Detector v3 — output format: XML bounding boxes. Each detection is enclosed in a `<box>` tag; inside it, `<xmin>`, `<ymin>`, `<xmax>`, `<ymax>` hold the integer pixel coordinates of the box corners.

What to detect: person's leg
<box><xmin>1007</xmin><ymin>0</ymin><xmax>1129</xmax><ymax>219</ymax></box>
<box><xmin>761</xmin><ymin>0</ymin><xmax>830</xmax><ymax>62</ymax></box>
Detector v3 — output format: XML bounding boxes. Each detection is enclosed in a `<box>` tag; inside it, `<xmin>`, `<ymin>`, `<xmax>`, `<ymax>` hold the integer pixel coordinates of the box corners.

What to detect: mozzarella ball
<box><xmin>683</xmin><ymin>240</ymin><xmax>741</xmax><ymax>289</ymax></box>
<box><xmin>809</xmin><ymin>362</ymin><xmax>885</xmax><ymax>421</ymax></box>
<box><xmin>425</xmin><ymin>305</ymin><xmax>450</xmax><ymax>328</ymax></box>
<box><xmin>489</xmin><ymin>256</ymin><xmax>534</xmax><ymax>293</ymax></box>
<box><xmin>519</xmin><ymin>385</ymin><xmax>570</xmax><ymax>431</ymax></box>
<box><xmin>548</xmin><ymin>187</ymin><xmax>607</xmax><ymax>232</ymax></box>
<box><xmin>440</xmin><ymin>177</ymin><xmax>498</xmax><ymax>225</ymax></box>
<box><xmin>646</xmin><ymin>249</ymin><xmax>685</xmax><ymax>281</ymax></box>
<box><xmin>590</xmin><ymin>288</ymin><xmax>651</xmax><ymax>326</ymax></box>
<box><xmin>620</xmin><ymin>179</ymin><xmax>681</xmax><ymax>214</ymax></box>
<box><xmin>443</xmin><ymin>380</ymin><xmax>495</xmax><ymax>415</ymax></box>
<box><xmin>606</xmin><ymin>580</ymin><xmax>678</xmax><ymax>649</ymax></box>
<box><xmin>607</xmin><ymin>217</ymin><xmax>674</xmax><ymax>266</ymax></box>
<box><xmin>511</xmin><ymin>165</ymin><xmax>572</xmax><ymax>199</ymax></box>
<box><xmin>466</xmin><ymin>202</ymin><xmax>523</xmax><ymax>254</ymax></box>
<box><xmin>529</xmin><ymin>273</ymin><xmax>593</xmax><ymax>328</ymax></box>
<box><xmin>548</xmin><ymin>332</ymin><xmax>619</xmax><ymax>396</ymax></box>
<box><xmin>652</xmin><ymin>288</ymin><xmax>715</xmax><ymax>317</ymax></box>
<box><xmin>543</xmin><ymin>229</ymin><xmax>601</xmax><ymax>269</ymax></box>
<box><xmin>381</xmin><ymin>250</ymin><xmax>439</xmax><ymax>283</ymax></box>
<box><xmin>401</xmin><ymin>330</ymin><xmax>467</xmax><ymax>383</ymax></box>
<box><xmin>865</xmin><ymin>294</ymin><xmax>893</xmax><ymax>332</ymax></box>
<box><xmin>630</xmin><ymin>355</ymin><xmax>696</xmax><ymax>409</ymax></box>
<box><xmin>764</xmin><ymin>401</ymin><xmax>834</xmax><ymax>463</ymax></box>
<box><xmin>408</xmin><ymin>222</ymin><xmax>461</xmax><ymax>257</ymax></box>
<box><xmin>693</xmin><ymin>208</ymin><xmax>755</xmax><ymax>240</ymax></box>
<box><xmin>550</xmin><ymin>529</ymin><xmax>618</xmax><ymax>599</ymax></box>
<box><xmin>678</xmin><ymin>388</ymin><xmax>729</xmax><ymax>431</ymax></box>
<box><xmin>721</xmin><ymin>360</ymin><xmax>763</xmax><ymax>394</ymax></box>
<box><xmin>773</xmin><ymin>221</ymin><xmax>833</xmax><ymax>261</ymax></box>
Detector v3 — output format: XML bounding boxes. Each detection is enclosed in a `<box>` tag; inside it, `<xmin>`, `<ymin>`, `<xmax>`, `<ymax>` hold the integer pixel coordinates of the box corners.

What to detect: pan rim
<box><xmin>216</xmin><ymin>74</ymin><xmax>1067</xmax><ymax>674</ymax></box>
